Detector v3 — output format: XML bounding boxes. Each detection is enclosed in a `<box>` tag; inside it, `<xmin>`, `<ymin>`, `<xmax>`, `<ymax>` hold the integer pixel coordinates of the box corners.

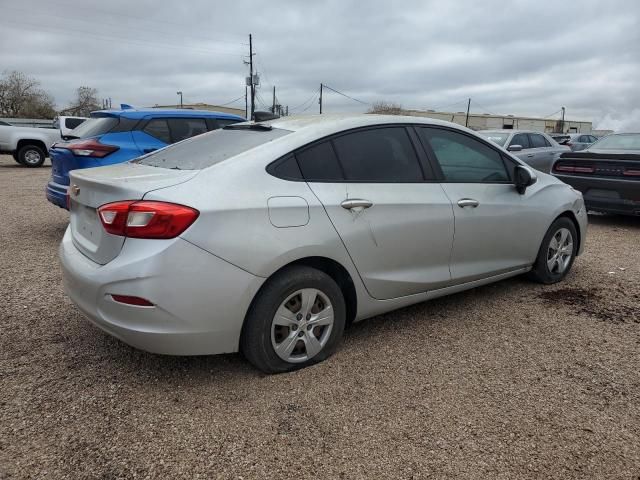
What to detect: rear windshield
<box><xmin>478</xmin><ymin>132</ymin><xmax>509</xmax><ymax>147</ymax></box>
<box><xmin>592</xmin><ymin>134</ymin><xmax>640</xmax><ymax>151</ymax></box>
<box><xmin>69</xmin><ymin>117</ymin><xmax>119</xmax><ymax>138</ymax></box>
<box><xmin>135</xmin><ymin>127</ymin><xmax>291</xmax><ymax>170</ymax></box>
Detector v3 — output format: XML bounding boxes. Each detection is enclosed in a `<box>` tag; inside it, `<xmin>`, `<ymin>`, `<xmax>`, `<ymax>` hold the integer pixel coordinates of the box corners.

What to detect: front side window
<box><xmin>530</xmin><ymin>134</ymin><xmax>548</xmax><ymax>148</ymax></box>
<box><xmin>331</xmin><ymin>127</ymin><xmax>423</xmax><ymax>182</ymax></box>
<box><xmin>510</xmin><ymin>133</ymin><xmax>531</xmax><ymax>149</ymax></box>
<box><xmin>419</xmin><ymin>128</ymin><xmax>509</xmax><ymax>183</ymax></box>
<box><xmin>143</xmin><ymin>119</ymin><xmax>171</xmax><ymax>143</ymax></box>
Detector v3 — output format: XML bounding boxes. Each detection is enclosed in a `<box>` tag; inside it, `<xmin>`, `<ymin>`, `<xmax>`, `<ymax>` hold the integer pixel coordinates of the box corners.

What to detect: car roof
<box><xmin>91</xmin><ymin>107</ymin><xmax>245</xmax><ymax>121</ymax></box>
<box><xmin>478</xmin><ymin>129</ymin><xmax>548</xmax><ymax>134</ymax></box>
<box><xmin>263</xmin><ymin>113</ymin><xmax>469</xmax><ymax>135</ymax></box>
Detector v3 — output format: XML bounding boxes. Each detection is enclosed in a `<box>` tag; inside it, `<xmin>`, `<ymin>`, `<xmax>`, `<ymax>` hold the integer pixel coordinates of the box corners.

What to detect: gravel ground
<box><xmin>1</xmin><ymin>154</ymin><xmax>639</xmax><ymax>479</ymax></box>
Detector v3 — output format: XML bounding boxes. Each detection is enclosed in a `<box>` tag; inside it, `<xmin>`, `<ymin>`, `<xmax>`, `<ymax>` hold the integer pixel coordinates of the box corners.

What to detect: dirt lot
<box><xmin>1</xmin><ymin>154</ymin><xmax>639</xmax><ymax>479</ymax></box>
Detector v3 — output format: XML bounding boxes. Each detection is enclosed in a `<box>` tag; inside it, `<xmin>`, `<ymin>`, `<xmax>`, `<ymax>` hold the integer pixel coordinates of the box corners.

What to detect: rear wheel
<box><xmin>241</xmin><ymin>266</ymin><xmax>346</xmax><ymax>374</ymax></box>
<box><xmin>18</xmin><ymin>144</ymin><xmax>46</xmax><ymax>167</ymax></box>
<box><xmin>528</xmin><ymin>217</ymin><xmax>577</xmax><ymax>284</ymax></box>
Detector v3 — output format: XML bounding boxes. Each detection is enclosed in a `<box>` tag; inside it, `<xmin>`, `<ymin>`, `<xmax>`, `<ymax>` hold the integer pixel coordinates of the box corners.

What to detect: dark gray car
<box><xmin>479</xmin><ymin>130</ymin><xmax>570</xmax><ymax>173</ymax></box>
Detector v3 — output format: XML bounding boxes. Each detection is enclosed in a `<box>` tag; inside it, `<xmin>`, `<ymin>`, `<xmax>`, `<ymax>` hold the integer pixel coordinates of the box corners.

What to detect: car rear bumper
<box><xmin>554</xmin><ymin>174</ymin><xmax>640</xmax><ymax>215</ymax></box>
<box><xmin>59</xmin><ymin>227</ymin><xmax>264</xmax><ymax>355</ymax></box>
<box><xmin>46</xmin><ymin>180</ymin><xmax>68</xmax><ymax>209</ymax></box>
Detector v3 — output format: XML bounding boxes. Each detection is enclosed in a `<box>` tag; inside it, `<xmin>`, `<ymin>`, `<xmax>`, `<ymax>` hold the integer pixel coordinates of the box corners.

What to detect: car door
<box><xmin>416</xmin><ymin>127</ymin><xmax>542</xmax><ymax>284</ymax></box>
<box><xmin>299</xmin><ymin>126</ymin><xmax>455</xmax><ymax>300</ymax></box>
<box><xmin>528</xmin><ymin>133</ymin><xmax>555</xmax><ymax>172</ymax></box>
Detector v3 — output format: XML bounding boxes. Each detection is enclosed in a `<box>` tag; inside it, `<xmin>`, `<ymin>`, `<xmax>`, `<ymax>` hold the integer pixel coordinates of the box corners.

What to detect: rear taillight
<box><xmin>554</xmin><ymin>163</ymin><xmax>595</xmax><ymax>174</ymax></box>
<box><xmin>65</xmin><ymin>139</ymin><xmax>119</xmax><ymax>158</ymax></box>
<box><xmin>623</xmin><ymin>169</ymin><xmax>640</xmax><ymax>177</ymax></box>
<box><xmin>97</xmin><ymin>201</ymin><xmax>199</xmax><ymax>239</ymax></box>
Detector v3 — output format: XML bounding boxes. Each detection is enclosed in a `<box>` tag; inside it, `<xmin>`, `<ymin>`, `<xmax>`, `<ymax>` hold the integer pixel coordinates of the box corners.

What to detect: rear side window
<box><xmin>332</xmin><ymin>127</ymin><xmax>423</xmax><ymax>182</ymax></box>
<box><xmin>143</xmin><ymin>119</ymin><xmax>171</xmax><ymax>143</ymax></box>
<box><xmin>419</xmin><ymin>128</ymin><xmax>509</xmax><ymax>183</ymax></box>
<box><xmin>530</xmin><ymin>134</ymin><xmax>548</xmax><ymax>148</ymax></box>
<box><xmin>217</xmin><ymin>118</ymin><xmax>242</xmax><ymax>128</ymax></box>
<box><xmin>296</xmin><ymin>141</ymin><xmax>343</xmax><ymax>181</ymax></box>
<box><xmin>168</xmin><ymin>118</ymin><xmax>208</xmax><ymax>142</ymax></box>
<box><xmin>135</xmin><ymin>127</ymin><xmax>291</xmax><ymax>170</ymax></box>
<box><xmin>65</xmin><ymin>118</ymin><xmax>84</xmax><ymax>129</ymax></box>
<box><xmin>510</xmin><ymin>133</ymin><xmax>530</xmax><ymax>149</ymax></box>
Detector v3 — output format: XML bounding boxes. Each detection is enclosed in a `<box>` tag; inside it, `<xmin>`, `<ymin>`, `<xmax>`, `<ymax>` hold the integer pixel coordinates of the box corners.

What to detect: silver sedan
<box><xmin>479</xmin><ymin>130</ymin><xmax>570</xmax><ymax>173</ymax></box>
<box><xmin>60</xmin><ymin>115</ymin><xmax>587</xmax><ymax>373</ymax></box>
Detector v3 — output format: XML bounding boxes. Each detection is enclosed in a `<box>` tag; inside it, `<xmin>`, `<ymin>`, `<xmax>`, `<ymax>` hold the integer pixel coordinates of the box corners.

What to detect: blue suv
<box><xmin>46</xmin><ymin>106</ymin><xmax>244</xmax><ymax>209</ymax></box>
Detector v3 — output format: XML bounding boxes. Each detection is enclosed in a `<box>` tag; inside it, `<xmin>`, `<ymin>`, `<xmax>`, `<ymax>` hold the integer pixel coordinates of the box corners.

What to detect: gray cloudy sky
<box><xmin>1</xmin><ymin>0</ymin><xmax>639</xmax><ymax>130</ymax></box>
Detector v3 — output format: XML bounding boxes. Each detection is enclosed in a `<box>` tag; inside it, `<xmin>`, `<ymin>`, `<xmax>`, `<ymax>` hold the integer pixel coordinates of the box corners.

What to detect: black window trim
<box><xmin>415</xmin><ymin>125</ymin><xmax>517</xmax><ymax>184</ymax></box>
<box><xmin>268</xmin><ymin>124</ymin><xmax>435</xmax><ymax>183</ymax></box>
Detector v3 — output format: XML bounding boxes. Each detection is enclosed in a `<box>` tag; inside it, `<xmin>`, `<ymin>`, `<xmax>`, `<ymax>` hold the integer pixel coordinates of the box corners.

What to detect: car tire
<box><xmin>241</xmin><ymin>265</ymin><xmax>346</xmax><ymax>374</ymax></box>
<box><xmin>527</xmin><ymin>217</ymin><xmax>578</xmax><ymax>284</ymax></box>
<box><xmin>18</xmin><ymin>144</ymin><xmax>46</xmax><ymax>168</ymax></box>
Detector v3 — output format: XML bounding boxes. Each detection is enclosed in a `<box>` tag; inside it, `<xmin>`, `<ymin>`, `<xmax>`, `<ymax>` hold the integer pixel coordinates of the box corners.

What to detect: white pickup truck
<box><xmin>0</xmin><ymin>116</ymin><xmax>86</xmax><ymax>167</ymax></box>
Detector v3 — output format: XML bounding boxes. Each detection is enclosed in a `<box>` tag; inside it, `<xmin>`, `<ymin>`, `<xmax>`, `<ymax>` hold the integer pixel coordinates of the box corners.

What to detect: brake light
<box><xmin>623</xmin><ymin>169</ymin><xmax>640</xmax><ymax>177</ymax></box>
<box><xmin>98</xmin><ymin>201</ymin><xmax>199</xmax><ymax>239</ymax></box>
<box><xmin>554</xmin><ymin>164</ymin><xmax>595</xmax><ymax>174</ymax></box>
<box><xmin>66</xmin><ymin>139</ymin><xmax>119</xmax><ymax>158</ymax></box>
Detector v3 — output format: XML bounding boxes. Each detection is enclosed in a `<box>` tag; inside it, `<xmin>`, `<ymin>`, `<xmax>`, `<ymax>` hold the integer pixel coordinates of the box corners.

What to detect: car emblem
<box><xmin>71</xmin><ymin>185</ymin><xmax>80</xmax><ymax>196</ymax></box>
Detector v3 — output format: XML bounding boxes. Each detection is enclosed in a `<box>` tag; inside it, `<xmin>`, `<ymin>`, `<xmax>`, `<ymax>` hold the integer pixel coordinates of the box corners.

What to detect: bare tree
<box><xmin>367</xmin><ymin>101</ymin><xmax>404</xmax><ymax>115</ymax></box>
<box><xmin>61</xmin><ymin>86</ymin><xmax>100</xmax><ymax>117</ymax></box>
<box><xmin>0</xmin><ymin>70</ymin><xmax>56</xmax><ymax>118</ymax></box>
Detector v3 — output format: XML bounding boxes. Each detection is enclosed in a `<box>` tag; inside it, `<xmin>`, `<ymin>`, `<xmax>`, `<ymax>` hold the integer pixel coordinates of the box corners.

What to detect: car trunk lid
<box><xmin>68</xmin><ymin>162</ymin><xmax>198</xmax><ymax>264</ymax></box>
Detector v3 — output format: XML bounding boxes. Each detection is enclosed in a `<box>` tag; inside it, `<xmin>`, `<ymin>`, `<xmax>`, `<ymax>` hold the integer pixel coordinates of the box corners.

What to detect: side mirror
<box><xmin>514</xmin><ymin>165</ymin><xmax>537</xmax><ymax>194</ymax></box>
<box><xmin>507</xmin><ymin>144</ymin><xmax>523</xmax><ymax>152</ymax></box>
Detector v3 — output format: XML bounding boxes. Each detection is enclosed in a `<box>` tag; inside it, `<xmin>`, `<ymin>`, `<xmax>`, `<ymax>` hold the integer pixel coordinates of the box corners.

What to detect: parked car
<box><xmin>479</xmin><ymin>130</ymin><xmax>570</xmax><ymax>173</ymax></box>
<box><xmin>60</xmin><ymin>114</ymin><xmax>587</xmax><ymax>373</ymax></box>
<box><xmin>0</xmin><ymin>122</ymin><xmax>62</xmax><ymax>167</ymax></box>
<box><xmin>563</xmin><ymin>133</ymin><xmax>598</xmax><ymax>151</ymax></box>
<box><xmin>0</xmin><ymin>120</ymin><xmax>12</xmax><ymax>126</ymax></box>
<box><xmin>53</xmin><ymin>116</ymin><xmax>88</xmax><ymax>138</ymax></box>
<box><xmin>46</xmin><ymin>106</ymin><xmax>244</xmax><ymax>209</ymax></box>
<box><xmin>552</xmin><ymin>133</ymin><xmax>640</xmax><ymax>215</ymax></box>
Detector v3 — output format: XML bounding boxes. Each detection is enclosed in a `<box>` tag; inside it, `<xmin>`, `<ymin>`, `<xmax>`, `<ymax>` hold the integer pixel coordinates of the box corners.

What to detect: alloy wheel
<box><xmin>271</xmin><ymin>288</ymin><xmax>334</xmax><ymax>363</ymax></box>
<box><xmin>547</xmin><ymin>227</ymin><xmax>573</xmax><ymax>274</ymax></box>
<box><xmin>23</xmin><ymin>149</ymin><xmax>42</xmax><ymax>165</ymax></box>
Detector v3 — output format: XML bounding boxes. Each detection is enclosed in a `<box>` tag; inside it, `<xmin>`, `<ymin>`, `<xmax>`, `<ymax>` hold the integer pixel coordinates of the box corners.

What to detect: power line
<box><xmin>429</xmin><ymin>98</ymin><xmax>469</xmax><ymax>112</ymax></box>
<box><xmin>543</xmin><ymin>109</ymin><xmax>563</xmax><ymax>119</ymax></box>
<box><xmin>0</xmin><ymin>18</ymin><xmax>245</xmax><ymax>57</ymax></box>
<box><xmin>322</xmin><ymin>85</ymin><xmax>370</xmax><ymax>105</ymax></box>
<box><xmin>289</xmin><ymin>89</ymin><xmax>320</xmax><ymax>112</ymax></box>
<box><xmin>217</xmin><ymin>94</ymin><xmax>246</xmax><ymax>106</ymax></box>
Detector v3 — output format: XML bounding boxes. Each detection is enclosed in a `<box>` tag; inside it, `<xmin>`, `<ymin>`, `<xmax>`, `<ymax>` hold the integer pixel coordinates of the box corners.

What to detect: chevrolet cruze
<box><xmin>60</xmin><ymin>114</ymin><xmax>587</xmax><ymax>373</ymax></box>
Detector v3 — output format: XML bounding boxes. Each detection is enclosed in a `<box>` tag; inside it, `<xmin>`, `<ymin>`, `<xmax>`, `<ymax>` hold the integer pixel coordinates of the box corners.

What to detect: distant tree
<box><xmin>0</xmin><ymin>70</ymin><xmax>56</xmax><ymax>118</ymax></box>
<box><xmin>61</xmin><ymin>86</ymin><xmax>100</xmax><ymax>117</ymax></box>
<box><xmin>367</xmin><ymin>101</ymin><xmax>404</xmax><ymax>115</ymax></box>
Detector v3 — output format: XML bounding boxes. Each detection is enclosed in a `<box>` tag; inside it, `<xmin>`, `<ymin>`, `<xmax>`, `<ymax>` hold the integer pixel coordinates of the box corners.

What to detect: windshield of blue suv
<box><xmin>134</xmin><ymin>126</ymin><xmax>292</xmax><ymax>170</ymax></box>
<box><xmin>66</xmin><ymin>117</ymin><xmax>119</xmax><ymax>138</ymax></box>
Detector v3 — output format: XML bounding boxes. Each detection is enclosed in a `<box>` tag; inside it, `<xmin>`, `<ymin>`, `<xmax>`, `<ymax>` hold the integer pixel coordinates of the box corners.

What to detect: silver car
<box><xmin>60</xmin><ymin>115</ymin><xmax>587</xmax><ymax>373</ymax></box>
<box><xmin>479</xmin><ymin>130</ymin><xmax>570</xmax><ymax>173</ymax></box>
<box><xmin>564</xmin><ymin>133</ymin><xmax>599</xmax><ymax>151</ymax></box>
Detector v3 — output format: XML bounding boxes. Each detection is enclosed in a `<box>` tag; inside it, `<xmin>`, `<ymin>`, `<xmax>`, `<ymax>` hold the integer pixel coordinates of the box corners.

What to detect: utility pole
<box><xmin>560</xmin><ymin>106</ymin><xmax>566</xmax><ymax>133</ymax></box>
<box><xmin>245</xmin><ymin>86</ymin><xmax>248</xmax><ymax>119</ymax></box>
<box><xmin>319</xmin><ymin>83</ymin><xmax>323</xmax><ymax>114</ymax></box>
<box><xmin>272</xmin><ymin>86</ymin><xmax>276</xmax><ymax>114</ymax></box>
<box><xmin>285</xmin><ymin>105</ymin><xmax>288</xmax><ymax>116</ymax></box>
<box><xmin>249</xmin><ymin>34</ymin><xmax>255</xmax><ymax>120</ymax></box>
<box><xmin>177</xmin><ymin>91</ymin><xmax>183</xmax><ymax>109</ymax></box>
<box><xmin>465</xmin><ymin>98</ymin><xmax>471</xmax><ymax>127</ymax></box>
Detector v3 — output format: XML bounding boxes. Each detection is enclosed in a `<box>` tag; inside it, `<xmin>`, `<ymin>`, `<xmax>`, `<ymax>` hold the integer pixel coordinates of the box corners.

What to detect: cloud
<box><xmin>0</xmin><ymin>0</ymin><xmax>638</xmax><ymax>130</ymax></box>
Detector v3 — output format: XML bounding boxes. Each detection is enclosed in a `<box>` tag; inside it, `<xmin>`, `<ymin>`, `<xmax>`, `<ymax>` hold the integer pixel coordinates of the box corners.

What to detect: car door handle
<box><xmin>341</xmin><ymin>199</ymin><xmax>373</xmax><ymax>210</ymax></box>
<box><xmin>527</xmin><ymin>153</ymin><xmax>534</xmax><ymax>158</ymax></box>
<box><xmin>143</xmin><ymin>148</ymin><xmax>157</xmax><ymax>153</ymax></box>
<box><xmin>457</xmin><ymin>198</ymin><xmax>479</xmax><ymax>208</ymax></box>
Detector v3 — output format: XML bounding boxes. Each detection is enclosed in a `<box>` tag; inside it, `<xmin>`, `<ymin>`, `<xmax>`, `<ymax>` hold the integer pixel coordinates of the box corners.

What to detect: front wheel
<box><xmin>18</xmin><ymin>144</ymin><xmax>46</xmax><ymax>167</ymax></box>
<box><xmin>241</xmin><ymin>266</ymin><xmax>346</xmax><ymax>374</ymax></box>
<box><xmin>528</xmin><ymin>217</ymin><xmax>578</xmax><ymax>284</ymax></box>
